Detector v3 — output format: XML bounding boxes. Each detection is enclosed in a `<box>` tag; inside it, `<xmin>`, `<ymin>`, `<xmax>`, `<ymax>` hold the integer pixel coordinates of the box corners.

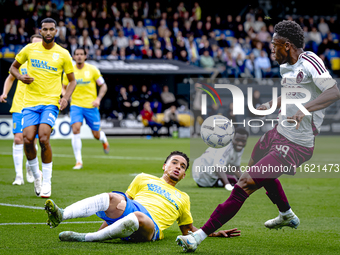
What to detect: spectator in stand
<box><xmin>208</xmin><ymin>31</ymin><xmax>218</xmax><ymax>46</ymax></box>
<box><xmin>107</xmin><ymin>49</ymin><xmax>119</xmax><ymax>60</ymax></box>
<box><xmin>226</xmin><ymin>15</ymin><xmax>236</xmax><ymax>31</ymax></box>
<box><xmin>97</xmin><ymin>11</ymin><xmax>111</xmax><ymax>32</ymax></box>
<box><xmin>5</xmin><ymin>19</ymin><xmax>17</xmax><ymax>36</ymax></box>
<box><xmin>218</xmin><ymin>33</ymin><xmax>229</xmax><ymax>49</ymax></box>
<box><xmin>139</xmin><ymin>85</ymin><xmax>152</xmax><ymax>106</ymax></box>
<box><xmin>244</xmin><ymin>52</ymin><xmax>256</xmax><ymax>78</ymax></box>
<box><xmin>154</xmin><ymin>49</ymin><xmax>163</xmax><ymax>59</ymax></box>
<box><xmin>110</xmin><ymin>2</ymin><xmax>119</xmax><ymax>17</ymax></box>
<box><xmin>328</xmin><ymin>17</ymin><xmax>340</xmax><ymax>34</ymax></box>
<box><xmin>203</xmin><ymin>19</ymin><xmax>213</xmax><ymax>35</ymax></box>
<box><xmin>141</xmin><ymin>1</ymin><xmax>149</xmax><ymax>19</ymax></box>
<box><xmin>199</xmin><ymin>40</ymin><xmax>212</xmax><ymax>56</ymax></box>
<box><xmin>213</xmin><ymin>16</ymin><xmax>224</xmax><ymax>30</ymax></box>
<box><xmin>306</xmin><ymin>17</ymin><xmax>316</xmax><ymax>31</ymax></box>
<box><xmin>234</xmin><ymin>24</ymin><xmax>247</xmax><ymax>40</ymax></box>
<box><xmin>200</xmin><ymin>50</ymin><xmax>219</xmax><ymax>82</ymax></box>
<box><xmin>161</xmin><ymin>85</ymin><xmax>177</xmax><ymax>111</ymax></box>
<box><xmin>152</xmin><ymin>2</ymin><xmax>162</xmax><ymax>20</ymax></box>
<box><xmin>223</xmin><ymin>48</ymin><xmax>241</xmax><ymax>79</ymax></box>
<box><xmin>78</xmin><ymin>10</ymin><xmax>89</xmax><ymax>29</ymax></box>
<box><xmin>229</xmin><ymin>38</ymin><xmax>246</xmax><ymax>61</ymax></box>
<box><xmin>79</xmin><ymin>29</ymin><xmax>93</xmax><ymax>48</ymax></box>
<box><xmin>123</xmin><ymin>22</ymin><xmax>135</xmax><ymax>38</ymax></box>
<box><xmin>160</xmin><ymin>29</ymin><xmax>174</xmax><ymax>51</ymax></box>
<box><xmin>17</xmin><ymin>27</ymin><xmax>30</xmax><ymax>45</ymax></box>
<box><xmin>158</xmin><ymin>19</ymin><xmax>168</xmax><ymax>38</ymax></box>
<box><xmin>163</xmin><ymin>105</ymin><xmax>180</xmax><ymax>137</ymax></box>
<box><xmin>117</xmin><ymin>86</ymin><xmax>133</xmax><ymax>119</ymax></box>
<box><xmin>5</xmin><ymin>26</ymin><xmax>18</xmax><ymax>45</ymax></box>
<box><xmin>308</xmin><ymin>27</ymin><xmax>322</xmax><ymax>45</ymax></box>
<box><xmin>113</xmin><ymin>10</ymin><xmax>122</xmax><ymax>25</ymax></box>
<box><xmin>55</xmin><ymin>28</ymin><xmax>68</xmax><ymax>48</ymax></box>
<box><xmin>134</xmin><ymin>20</ymin><xmax>146</xmax><ymax>38</ymax></box>
<box><xmin>252</xmin><ymin>41</ymin><xmax>265</xmax><ymax>58</ymax></box>
<box><xmin>94</xmin><ymin>48</ymin><xmax>103</xmax><ymax>60</ymax></box>
<box><xmin>182</xmin><ymin>21</ymin><xmax>193</xmax><ymax>38</ymax></box>
<box><xmin>269</xmin><ymin>53</ymin><xmax>281</xmax><ymax>78</ymax></box>
<box><xmin>165</xmin><ymin>51</ymin><xmax>174</xmax><ymax>60</ymax></box>
<box><xmin>132</xmin><ymin>10</ymin><xmax>143</xmax><ymax>26</ymax></box>
<box><xmin>67</xmin><ymin>36</ymin><xmax>79</xmax><ymax>56</ymax></box>
<box><xmin>119</xmin><ymin>47</ymin><xmax>127</xmax><ymax>60</ymax></box>
<box><xmin>102</xmin><ymin>29</ymin><xmax>115</xmax><ymax>49</ymax></box>
<box><xmin>141</xmin><ymin>101</ymin><xmax>163</xmax><ymax>137</ymax></box>
<box><xmin>171</xmin><ymin>20</ymin><xmax>181</xmax><ymax>38</ymax></box>
<box><xmin>193</xmin><ymin>21</ymin><xmax>204</xmax><ymax>38</ymax></box>
<box><xmin>178</xmin><ymin>50</ymin><xmax>189</xmax><ymax>63</ymax></box>
<box><xmin>253</xmin><ymin>16</ymin><xmax>265</xmax><ymax>33</ymax></box>
<box><xmin>64</xmin><ymin>0</ymin><xmax>73</xmax><ymax>19</ymax></box>
<box><xmin>318</xmin><ymin>17</ymin><xmax>329</xmax><ymax>36</ymax></box>
<box><xmin>257</xmin><ymin>25</ymin><xmax>270</xmax><ymax>43</ymax></box>
<box><xmin>192</xmin><ymin>2</ymin><xmax>202</xmax><ymax>21</ymax></box>
<box><xmin>254</xmin><ymin>50</ymin><xmax>271</xmax><ymax>79</ymax></box>
<box><xmin>127</xmin><ymin>84</ymin><xmax>140</xmax><ymax>118</ymax></box>
<box><xmin>91</xmin><ymin>28</ymin><xmax>101</xmax><ymax>44</ymax></box>
<box><xmin>244</xmin><ymin>16</ymin><xmax>255</xmax><ymax>35</ymax></box>
<box><xmin>126</xmin><ymin>39</ymin><xmax>141</xmax><ymax>58</ymax></box>
<box><xmin>116</xmin><ymin>30</ymin><xmax>129</xmax><ymax>49</ymax></box>
<box><xmin>213</xmin><ymin>48</ymin><xmax>227</xmax><ymax>78</ymax></box>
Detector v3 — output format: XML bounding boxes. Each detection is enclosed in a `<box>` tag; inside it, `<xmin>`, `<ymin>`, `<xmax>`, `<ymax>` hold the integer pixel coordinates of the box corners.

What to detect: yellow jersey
<box><xmin>10</xmin><ymin>62</ymin><xmax>28</xmax><ymax>113</ymax></box>
<box><xmin>126</xmin><ymin>173</ymin><xmax>193</xmax><ymax>240</ymax></box>
<box><xmin>15</xmin><ymin>42</ymin><xmax>74</xmax><ymax>108</ymax></box>
<box><xmin>63</xmin><ymin>63</ymin><xmax>102</xmax><ymax>108</ymax></box>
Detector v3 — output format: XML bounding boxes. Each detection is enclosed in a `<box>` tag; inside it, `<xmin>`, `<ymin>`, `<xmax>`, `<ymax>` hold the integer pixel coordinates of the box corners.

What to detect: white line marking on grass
<box><xmin>0</xmin><ymin>221</ymin><xmax>103</xmax><ymax>226</ymax></box>
<box><xmin>0</xmin><ymin>152</ymin><xmax>163</xmax><ymax>161</ymax></box>
<box><xmin>0</xmin><ymin>203</ymin><xmax>44</xmax><ymax>210</ymax></box>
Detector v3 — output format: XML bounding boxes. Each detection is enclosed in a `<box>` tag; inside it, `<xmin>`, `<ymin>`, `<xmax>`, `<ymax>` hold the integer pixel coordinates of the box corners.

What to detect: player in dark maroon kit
<box><xmin>176</xmin><ymin>20</ymin><xmax>340</xmax><ymax>252</ymax></box>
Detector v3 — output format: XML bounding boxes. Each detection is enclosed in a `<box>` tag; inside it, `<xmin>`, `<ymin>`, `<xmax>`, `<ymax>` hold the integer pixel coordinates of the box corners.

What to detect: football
<box><xmin>200</xmin><ymin>115</ymin><xmax>235</xmax><ymax>148</ymax></box>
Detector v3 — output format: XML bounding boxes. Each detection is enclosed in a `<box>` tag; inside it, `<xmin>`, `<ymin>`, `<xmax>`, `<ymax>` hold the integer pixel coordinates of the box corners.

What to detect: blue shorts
<box><xmin>96</xmin><ymin>191</ymin><xmax>161</xmax><ymax>242</ymax></box>
<box><xmin>70</xmin><ymin>105</ymin><xmax>100</xmax><ymax>131</ymax></box>
<box><xmin>12</xmin><ymin>112</ymin><xmax>39</xmax><ymax>138</ymax></box>
<box><xmin>22</xmin><ymin>105</ymin><xmax>59</xmax><ymax>130</ymax></box>
<box><xmin>12</xmin><ymin>112</ymin><xmax>23</xmax><ymax>134</ymax></box>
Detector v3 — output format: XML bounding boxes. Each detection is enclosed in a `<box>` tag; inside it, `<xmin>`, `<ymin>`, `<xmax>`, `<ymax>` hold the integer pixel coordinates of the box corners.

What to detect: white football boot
<box><xmin>264</xmin><ymin>211</ymin><xmax>300</xmax><ymax>229</ymax></box>
<box><xmin>34</xmin><ymin>170</ymin><xmax>43</xmax><ymax>197</ymax></box>
<box><xmin>176</xmin><ymin>231</ymin><xmax>201</xmax><ymax>252</ymax></box>
<box><xmin>40</xmin><ymin>183</ymin><xmax>52</xmax><ymax>198</ymax></box>
<box><xmin>12</xmin><ymin>176</ymin><xmax>24</xmax><ymax>185</ymax></box>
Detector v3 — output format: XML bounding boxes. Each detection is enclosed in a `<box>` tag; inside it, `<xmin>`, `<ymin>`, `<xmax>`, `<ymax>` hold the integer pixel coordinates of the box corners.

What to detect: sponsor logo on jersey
<box><xmin>296</xmin><ymin>70</ymin><xmax>304</xmax><ymax>83</ymax></box>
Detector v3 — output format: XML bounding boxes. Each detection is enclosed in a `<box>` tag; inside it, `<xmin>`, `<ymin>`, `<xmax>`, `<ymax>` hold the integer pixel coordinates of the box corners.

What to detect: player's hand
<box><xmin>92</xmin><ymin>98</ymin><xmax>101</xmax><ymax>107</ymax></box>
<box><xmin>19</xmin><ymin>74</ymin><xmax>34</xmax><ymax>84</ymax></box>
<box><xmin>256</xmin><ymin>104</ymin><xmax>269</xmax><ymax>117</ymax></box>
<box><xmin>0</xmin><ymin>94</ymin><xmax>7</xmax><ymax>103</ymax></box>
<box><xmin>59</xmin><ymin>97</ymin><xmax>68</xmax><ymax>111</ymax></box>
<box><xmin>287</xmin><ymin>110</ymin><xmax>305</xmax><ymax>130</ymax></box>
<box><xmin>209</xmin><ymin>228</ymin><xmax>241</xmax><ymax>238</ymax></box>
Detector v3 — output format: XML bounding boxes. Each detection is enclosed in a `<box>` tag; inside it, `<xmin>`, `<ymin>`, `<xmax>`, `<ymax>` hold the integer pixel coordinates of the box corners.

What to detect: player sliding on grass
<box><xmin>44</xmin><ymin>151</ymin><xmax>240</xmax><ymax>242</ymax></box>
<box><xmin>62</xmin><ymin>47</ymin><xmax>110</xmax><ymax>170</ymax></box>
<box><xmin>176</xmin><ymin>20</ymin><xmax>340</xmax><ymax>252</ymax></box>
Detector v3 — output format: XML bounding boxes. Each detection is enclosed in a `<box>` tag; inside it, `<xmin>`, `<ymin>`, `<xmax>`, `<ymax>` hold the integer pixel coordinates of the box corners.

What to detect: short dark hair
<box><xmin>41</xmin><ymin>18</ymin><xmax>57</xmax><ymax>27</ymax></box>
<box><xmin>74</xmin><ymin>47</ymin><xmax>87</xmax><ymax>55</ymax></box>
<box><xmin>164</xmin><ymin>151</ymin><xmax>190</xmax><ymax>171</ymax></box>
<box><xmin>30</xmin><ymin>34</ymin><xmax>42</xmax><ymax>42</ymax></box>
<box><xmin>235</xmin><ymin>127</ymin><xmax>249</xmax><ymax>137</ymax></box>
<box><xmin>274</xmin><ymin>20</ymin><xmax>304</xmax><ymax>48</ymax></box>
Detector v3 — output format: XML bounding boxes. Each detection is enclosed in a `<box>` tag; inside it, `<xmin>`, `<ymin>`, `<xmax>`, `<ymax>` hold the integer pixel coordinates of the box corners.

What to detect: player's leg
<box><xmin>23</xmin><ymin>106</ymin><xmax>42</xmax><ymax>196</ymax></box>
<box><xmin>71</xmin><ymin>122</ymin><xmax>83</xmax><ymax>169</ymax></box>
<box><xmin>70</xmin><ymin>105</ymin><xmax>84</xmax><ymax>169</ymax></box>
<box><xmin>84</xmin><ymin>107</ymin><xmax>109</xmax><ymax>154</ymax></box>
<box><xmin>263</xmin><ymin>179</ymin><xmax>299</xmax><ymax>229</ymax></box>
<box><xmin>12</xmin><ymin>113</ymin><xmax>24</xmax><ymax>185</ymax></box>
<box><xmin>25</xmin><ymin>137</ymin><xmax>39</xmax><ymax>183</ymax></box>
<box><xmin>38</xmin><ymin>105</ymin><xmax>59</xmax><ymax>198</ymax></box>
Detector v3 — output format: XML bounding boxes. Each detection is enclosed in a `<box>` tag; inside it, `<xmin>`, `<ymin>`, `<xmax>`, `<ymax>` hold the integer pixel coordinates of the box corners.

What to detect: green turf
<box><xmin>0</xmin><ymin>136</ymin><xmax>340</xmax><ymax>254</ymax></box>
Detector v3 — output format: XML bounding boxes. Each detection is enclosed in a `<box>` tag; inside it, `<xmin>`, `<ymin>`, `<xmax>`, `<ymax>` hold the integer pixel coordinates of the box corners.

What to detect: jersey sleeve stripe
<box><xmin>301</xmin><ymin>56</ymin><xmax>322</xmax><ymax>75</ymax></box>
<box><xmin>306</xmin><ymin>54</ymin><xmax>327</xmax><ymax>72</ymax></box>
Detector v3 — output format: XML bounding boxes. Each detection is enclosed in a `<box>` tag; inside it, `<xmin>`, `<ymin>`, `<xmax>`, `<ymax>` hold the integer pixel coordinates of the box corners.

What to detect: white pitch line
<box><xmin>0</xmin><ymin>221</ymin><xmax>103</xmax><ymax>226</ymax></box>
<box><xmin>0</xmin><ymin>152</ymin><xmax>163</xmax><ymax>161</ymax></box>
<box><xmin>0</xmin><ymin>203</ymin><xmax>44</xmax><ymax>210</ymax></box>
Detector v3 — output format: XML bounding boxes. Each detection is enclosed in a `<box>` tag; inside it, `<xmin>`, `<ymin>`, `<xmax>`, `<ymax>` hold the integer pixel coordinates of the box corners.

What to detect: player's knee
<box><xmin>38</xmin><ymin>135</ymin><xmax>50</xmax><ymax>147</ymax></box>
<box><xmin>14</xmin><ymin>136</ymin><xmax>23</xmax><ymax>145</ymax></box>
<box><xmin>133</xmin><ymin>211</ymin><xmax>146</xmax><ymax>226</ymax></box>
<box><xmin>23</xmin><ymin>135</ymin><xmax>34</xmax><ymax>145</ymax></box>
<box><xmin>237</xmin><ymin>174</ymin><xmax>257</xmax><ymax>191</ymax></box>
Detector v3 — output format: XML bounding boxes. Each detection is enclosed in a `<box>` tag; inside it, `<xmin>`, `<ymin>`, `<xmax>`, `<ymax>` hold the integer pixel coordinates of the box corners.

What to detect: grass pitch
<box><xmin>0</xmin><ymin>136</ymin><xmax>340</xmax><ymax>254</ymax></box>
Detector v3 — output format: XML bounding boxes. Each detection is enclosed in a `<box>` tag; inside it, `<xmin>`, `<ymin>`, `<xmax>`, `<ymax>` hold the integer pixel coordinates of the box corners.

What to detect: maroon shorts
<box><xmin>248</xmin><ymin>126</ymin><xmax>314</xmax><ymax>187</ymax></box>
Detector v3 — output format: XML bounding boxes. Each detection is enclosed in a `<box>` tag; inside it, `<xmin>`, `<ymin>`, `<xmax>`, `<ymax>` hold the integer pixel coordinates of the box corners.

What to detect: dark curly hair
<box><xmin>164</xmin><ymin>151</ymin><xmax>190</xmax><ymax>171</ymax></box>
<box><xmin>274</xmin><ymin>20</ymin><xmax>304</xmax><ymax>49</ymax></box>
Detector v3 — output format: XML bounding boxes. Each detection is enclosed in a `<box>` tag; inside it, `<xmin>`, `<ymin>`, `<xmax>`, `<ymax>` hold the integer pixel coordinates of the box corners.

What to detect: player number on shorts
<box><xmin>275</xmin><ymin>145</ymin><xmax>290</xmax><ymax>158</ymax></box>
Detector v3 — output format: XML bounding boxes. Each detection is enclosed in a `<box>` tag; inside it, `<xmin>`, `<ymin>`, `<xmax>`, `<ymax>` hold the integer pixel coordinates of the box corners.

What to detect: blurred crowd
<box><xmin>1</xmin><ymin>0</ymin><xmax>340</xmax><ymax>80</ymax></box>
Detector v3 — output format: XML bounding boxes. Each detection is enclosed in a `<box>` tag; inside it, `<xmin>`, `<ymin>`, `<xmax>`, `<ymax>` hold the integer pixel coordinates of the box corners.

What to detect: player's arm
<box><xmin>59</xmin><ymin>72</ymin><xmax>77</xmax><ymax>111</ymax></box>
<box><xmin>92</xmin><ymin>78</ymin><xmax>108</xmax><ymax>108</ymax></box>
<box><xmin>179</xmin><ymin>224</ymin><xmax>240</xmax><ymax>238</ymax></box>
<box><xmin>287</xmin><ymin>84</ymin><xmax>340</xmax><ymax>129</ymax></box>
<box><xmin>61</xmin><ymin>85</ymin><xmax>67</xmax><ymax>97</ymax></box>
<box><xmin>0</xmin><ymin>74</ymin><xmax>16</xmax><ymax>103</ymax></box>
<box><xmin>9</xmin><ymin>60</ymin><xmax>34</xmax><ymax>84</ymax></box>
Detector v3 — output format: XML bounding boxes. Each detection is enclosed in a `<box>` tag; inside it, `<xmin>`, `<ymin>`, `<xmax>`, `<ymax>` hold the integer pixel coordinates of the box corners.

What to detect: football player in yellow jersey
<box><xmin>62</xmin><ymin>47</ymin><xmax>109</xmax><ymax>170</ymax></box>
<box><xmin>9</xmin><ymin>18</ymin><xmax>77</xmax><ymax>198</ymax></box>
<box><xmin>44</xmin><ymin>151</ymin><xmax>240</xmax><ymax>242</ymax></box>
<box><xmin>0</xmin><ymin>34</ymin><xmax>42</xmax><ymax>185</ymax></box>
